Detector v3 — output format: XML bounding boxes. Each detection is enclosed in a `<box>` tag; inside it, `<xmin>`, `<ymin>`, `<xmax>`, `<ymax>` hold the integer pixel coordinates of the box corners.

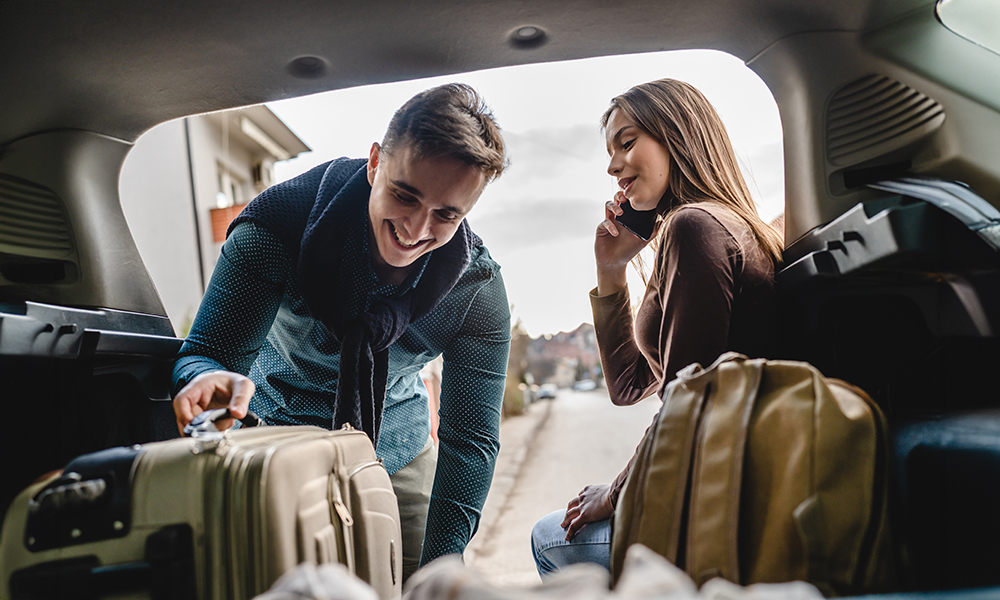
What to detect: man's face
<box><xmin>367</xmin><ymin>142</ymin><xmax>485</xmax><ymax>282</ymax></box>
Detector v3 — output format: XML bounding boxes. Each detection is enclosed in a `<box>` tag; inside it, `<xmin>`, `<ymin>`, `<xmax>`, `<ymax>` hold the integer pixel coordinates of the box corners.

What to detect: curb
<box><xmin>465</xmin><ymin>399</ymin><xmax>554</xmax><ymax>562</ymax></box>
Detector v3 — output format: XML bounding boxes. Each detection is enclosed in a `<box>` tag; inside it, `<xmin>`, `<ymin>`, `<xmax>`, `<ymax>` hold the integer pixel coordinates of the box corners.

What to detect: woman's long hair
<box><xmin>601</xmin><ymin>79</ymin><xmax>784</xmax><ymax>267</ymax></box>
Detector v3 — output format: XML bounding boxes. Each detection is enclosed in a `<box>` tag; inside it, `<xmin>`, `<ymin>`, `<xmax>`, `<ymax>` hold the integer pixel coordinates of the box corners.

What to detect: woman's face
<box><xmin>605</xmin><ymin>109</ymin><xmax>672</xmax><ymax>211</ymax></box>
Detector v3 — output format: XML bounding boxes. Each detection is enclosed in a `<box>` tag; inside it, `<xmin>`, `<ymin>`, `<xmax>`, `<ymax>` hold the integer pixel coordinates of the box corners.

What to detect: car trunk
<box><xmin>776</xmin><ymin>178</ymin><xmax>1000</xmax><ymax>590</ymax></box>
<box><xmin>0</xmin><ymin>301</ymin><xmax>181</xmax><ymax>524</ymax></box>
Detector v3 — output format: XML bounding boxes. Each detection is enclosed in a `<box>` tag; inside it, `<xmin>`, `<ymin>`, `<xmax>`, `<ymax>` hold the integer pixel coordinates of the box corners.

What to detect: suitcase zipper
<box><xmin>328</xmin><ymin>473</ymin><xmax>356</xmax><ymax>574</ymax></box>
<box><xmin>332</xmin><ymin>490</ymin><xmax>354</xmax><ymax>527</ymax></box>
<box><xmin>347</xmin><ymin>460</ymin><xmax>383</xmax><ymax>479</ymax></box>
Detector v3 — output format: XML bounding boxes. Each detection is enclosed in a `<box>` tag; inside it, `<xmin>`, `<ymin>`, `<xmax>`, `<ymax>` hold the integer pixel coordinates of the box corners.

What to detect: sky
<box><xmin>267</xmin><ymin>50</ymin><xmax>783</xmax><ymax>337</ymax></box>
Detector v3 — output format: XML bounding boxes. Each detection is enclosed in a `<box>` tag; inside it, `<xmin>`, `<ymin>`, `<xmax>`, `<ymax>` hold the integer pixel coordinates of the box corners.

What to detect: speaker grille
<box><xmin>0</xmin><ymin>174</ymin><xmax>74</xmax><ymax>259</ymax></box>
<box><xmin>827</xmin><ymin>75</ymin><xmax>945</xmax><ymax>166</ymax></box>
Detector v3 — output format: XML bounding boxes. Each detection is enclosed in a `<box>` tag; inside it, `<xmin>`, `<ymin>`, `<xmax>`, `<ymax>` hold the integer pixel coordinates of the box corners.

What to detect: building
<box><xmin>526</xmin><ymin>323</ymin><xmax>601</xmax><ymax>388</ymax></box>
<box><xmin>119</xmin><ymin>107</ymin><xmax>310</xmax><ymax>335</ymax></box>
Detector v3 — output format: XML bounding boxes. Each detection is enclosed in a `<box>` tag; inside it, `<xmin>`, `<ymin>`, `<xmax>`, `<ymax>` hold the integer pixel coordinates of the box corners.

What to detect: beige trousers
<box><xmin>388</xmin><ymin>436</ymin><xmax>438</xmax><ymax>583</ymax></box>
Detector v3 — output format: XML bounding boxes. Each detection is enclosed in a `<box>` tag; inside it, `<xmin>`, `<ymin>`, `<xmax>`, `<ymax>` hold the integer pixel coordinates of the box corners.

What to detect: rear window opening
<box><xmin>116</xmin><ymin>49</ymin><xmax>784</xmax><ymax>583</ymax></box>
<box><xmin>121</xmin><ymin>49</ymin><xmax>784</xmax><ymax>339</ymax></box>
<box><xmin>937</xmin><ymin>0</ymin><xmax>1000</xmax><ymax>57</ymax></box>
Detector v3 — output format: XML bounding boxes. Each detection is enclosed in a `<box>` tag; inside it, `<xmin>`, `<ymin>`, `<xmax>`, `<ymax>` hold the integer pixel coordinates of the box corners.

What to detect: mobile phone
<box><xmin>616</xmin><ymin>200</ymin><xmax>657</xmax><ymax>241</ymax></box>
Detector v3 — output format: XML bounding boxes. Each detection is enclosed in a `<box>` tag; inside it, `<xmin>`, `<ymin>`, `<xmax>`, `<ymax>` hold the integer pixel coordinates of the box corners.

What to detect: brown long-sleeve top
<box><xmin>591</xmin><ymin>203</ymin><xmax>777</xmax><ymax>506</ymax></box>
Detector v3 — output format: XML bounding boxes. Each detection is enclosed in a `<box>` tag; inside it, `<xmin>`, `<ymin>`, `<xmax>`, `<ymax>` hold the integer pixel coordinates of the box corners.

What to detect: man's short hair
<box><xmin>382</xmin><ymin>83</ymin><xmax>507</xmax><ymax>182</ymax></box>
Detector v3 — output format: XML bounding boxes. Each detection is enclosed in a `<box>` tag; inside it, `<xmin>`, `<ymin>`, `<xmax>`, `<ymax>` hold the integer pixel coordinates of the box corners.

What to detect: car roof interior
<box><xmin>2</xmin><ymin>0</ymin><xmax>999</xmax><ymax>316</ymax></box>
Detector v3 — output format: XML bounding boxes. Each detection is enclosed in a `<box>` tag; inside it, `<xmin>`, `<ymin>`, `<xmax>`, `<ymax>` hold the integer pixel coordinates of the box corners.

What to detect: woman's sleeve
<box><xmin>590</xmin><ymin>286</ymin><xmax>659</xmax><ymax>406</ymax></box>
<box><xmin>607</xmin><ymin>207</ymin><xmax>739</xmax><ymax>506</ymax></box>
<box><xmin>171</xmin><ymin>221</ymin><xmax>292</xmax><ymax>393</ymax></box>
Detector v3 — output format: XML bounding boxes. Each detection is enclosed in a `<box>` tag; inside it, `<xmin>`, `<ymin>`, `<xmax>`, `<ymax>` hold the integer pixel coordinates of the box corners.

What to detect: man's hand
<box><xmin>561</xmin><ymin>483</ymin><xmax>614</xmax><ymax>541</ymax></box>
<box><xmin>173</xmin><ymin>371</ymin><xmax>255</xmax><ymax>436</ymax></box>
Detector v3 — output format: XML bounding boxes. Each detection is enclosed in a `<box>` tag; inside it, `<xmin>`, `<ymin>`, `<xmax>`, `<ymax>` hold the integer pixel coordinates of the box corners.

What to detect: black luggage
<box><xmin>894</xmin><ymin>412</ymin><xmax>1000</xmax><ymax>591</ymax></box>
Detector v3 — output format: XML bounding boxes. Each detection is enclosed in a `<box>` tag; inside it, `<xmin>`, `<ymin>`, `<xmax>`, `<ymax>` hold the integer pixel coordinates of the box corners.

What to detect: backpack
<box><xmin>610</xmin><ymin>353</ymin><xmax>894</xmax><ymax>595</ymax></box>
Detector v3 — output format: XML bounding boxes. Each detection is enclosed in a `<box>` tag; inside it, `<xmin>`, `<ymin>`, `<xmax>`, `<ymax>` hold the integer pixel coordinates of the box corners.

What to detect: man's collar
<box><xmin>400</xmin><ymin>253</ymin><xmax>431</xmax><ymax>291</ymax></box>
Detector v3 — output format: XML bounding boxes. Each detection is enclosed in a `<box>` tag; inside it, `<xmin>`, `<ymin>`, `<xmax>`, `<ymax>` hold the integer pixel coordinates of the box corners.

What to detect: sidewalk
<box><xmin>463</xmin><ymin>390</ymin><xmax>660</xmax><ymax>586</ymax></box>
<box><xmin>464</xmin><ymin>399</ymin><xmax>553</xmax><ymax>564</ymax></box>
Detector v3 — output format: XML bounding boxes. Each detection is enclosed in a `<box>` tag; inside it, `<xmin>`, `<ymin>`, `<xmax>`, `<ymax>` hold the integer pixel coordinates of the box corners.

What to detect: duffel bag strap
<box><xmin>675</xmin><ymin>352</ymin><xmax>749</xmax><ymax>385</ymax></box>
<box><xmin>686</xmin><ymin>358</ymin><xmax>763</xmax><ymax>585</ymax></box>
<box><xmin>611</xmin><ymin>367</ymin><xmax>716</xmax><ymax>583</ymax></box>
<box><xmin>611</xmin><ymin>379</ymin><xmax>709</xmax><ymax>581</ymax></box>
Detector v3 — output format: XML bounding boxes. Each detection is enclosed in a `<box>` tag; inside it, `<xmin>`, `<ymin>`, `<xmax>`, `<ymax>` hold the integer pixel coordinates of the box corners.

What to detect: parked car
<box><xmin>572</xmin><ymin>379</ymin><xmax>597</xmax><ymax>392</ymax></box>
<box><xmin>3</xmin><ymin>0</ymin><xmax>1000</xmax><ymax>594</ymax></box>
<box><xmin>537</xmin><ymin>384</ymin><xmax>558</xmax><ymax>400</ymax></box>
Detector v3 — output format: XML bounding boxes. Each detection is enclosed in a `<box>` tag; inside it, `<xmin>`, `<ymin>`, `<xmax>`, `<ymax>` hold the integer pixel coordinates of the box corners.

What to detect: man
<box><xmin>172</xmin><ymin>84</ymin><xmax>510</xmax><ymax>580</ymax></box>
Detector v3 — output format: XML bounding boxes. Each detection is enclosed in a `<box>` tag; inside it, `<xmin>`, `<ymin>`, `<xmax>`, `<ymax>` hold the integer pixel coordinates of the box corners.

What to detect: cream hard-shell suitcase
<box><xmin>1</xmin><ymin>422</ymin><xmax>402</xmax><ymax>600</ymax></box>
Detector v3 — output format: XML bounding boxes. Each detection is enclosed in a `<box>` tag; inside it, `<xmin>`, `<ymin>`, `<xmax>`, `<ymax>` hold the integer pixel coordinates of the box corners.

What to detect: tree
<box><xmin>502</xmin><ymin>314</ymin><xmax>531</xmax><ymax>417</ymax></box>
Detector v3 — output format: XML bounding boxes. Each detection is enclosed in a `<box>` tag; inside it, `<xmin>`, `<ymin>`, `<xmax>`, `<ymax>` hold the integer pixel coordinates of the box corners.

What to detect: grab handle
<box><xmin>183</xmin><ymin>408</ymin><xmax>265</xmax><ymax>437</ymax></box>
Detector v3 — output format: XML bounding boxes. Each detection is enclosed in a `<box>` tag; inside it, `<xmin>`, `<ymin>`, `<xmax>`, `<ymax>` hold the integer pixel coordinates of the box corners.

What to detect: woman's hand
<box><xmin>561</xmin><ymin>483</ymin><xmax>614</xmax><ymax>541</ymax></box>
<box><xmin>595</xmin><ymin>192</ymin><xmax>656</xmax><ymax>296</ymax></box>
<box><xmin>173</xmin><ymin>370</ymin><xmax>255</xmax><ymax>435</ymax></box>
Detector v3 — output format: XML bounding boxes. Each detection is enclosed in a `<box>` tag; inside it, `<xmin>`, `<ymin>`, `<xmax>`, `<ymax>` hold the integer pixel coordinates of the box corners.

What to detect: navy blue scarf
<box><xmin>230</xmin><ymin>158</ymin><xmax>481</xmax><ymax>445</ymax></box>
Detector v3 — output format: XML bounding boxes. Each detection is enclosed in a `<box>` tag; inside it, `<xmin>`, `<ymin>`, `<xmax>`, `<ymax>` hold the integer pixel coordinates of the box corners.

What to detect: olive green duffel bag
<box><xmin>610</xmin><ymin>353</ymin><xmax>894</xmax><ymax>596</ymax></box>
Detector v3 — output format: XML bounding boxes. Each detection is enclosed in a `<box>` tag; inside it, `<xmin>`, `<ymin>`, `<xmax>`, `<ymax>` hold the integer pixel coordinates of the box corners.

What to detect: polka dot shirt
<box><xmin>173</xmin><ymin>220</ymin><xmax>511</xmax><ymax>565</ymax></box>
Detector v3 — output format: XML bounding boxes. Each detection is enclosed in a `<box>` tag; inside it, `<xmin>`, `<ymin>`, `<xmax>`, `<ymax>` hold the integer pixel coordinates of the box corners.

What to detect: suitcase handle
<box><xmin>27</xmin><ymin>474</ymin><xmax>108</xmax><ymax>515</ymax></box>
<box><xmin>183</xmin><ymin>408</ymin><xmax>266</xmax><ymax>437</ymax></box>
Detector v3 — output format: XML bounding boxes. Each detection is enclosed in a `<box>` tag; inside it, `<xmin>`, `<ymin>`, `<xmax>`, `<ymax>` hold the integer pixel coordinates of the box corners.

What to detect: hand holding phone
<box><xmin>595</xmin><ymin>193</ymin><xmax>658</xmax><ymax>296</ymax></box>
<box><xmin>615</xmin><ymin>199</ymin><xmax>657</xmax><ymax>241</ymax></box>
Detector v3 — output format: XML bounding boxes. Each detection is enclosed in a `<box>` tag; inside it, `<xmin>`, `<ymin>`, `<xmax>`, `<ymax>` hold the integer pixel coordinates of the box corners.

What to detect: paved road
<box><xmin>464</xmin><ymin>386</ymin><xmax>661</xmax><ymax>586</ymax></box>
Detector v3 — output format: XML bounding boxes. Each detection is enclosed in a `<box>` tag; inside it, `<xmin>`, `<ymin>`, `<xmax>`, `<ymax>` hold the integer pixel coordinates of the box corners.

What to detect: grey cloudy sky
<box><xmin>268</xmin><ymin>50</ymin><xmax>783</xmax><ymax>337</ymax></box>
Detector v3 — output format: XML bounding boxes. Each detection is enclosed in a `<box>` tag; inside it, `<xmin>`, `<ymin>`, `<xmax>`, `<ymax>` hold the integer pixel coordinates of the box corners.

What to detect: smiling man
<box><xmin>367</xmin><ymin>143</ymin><xmax>486</xmax><ymax>285</ymax></box>
<box><xmin>171</xmin><ymin>84</ymin><xmax>511</xmax><ymax>579</ymax></box>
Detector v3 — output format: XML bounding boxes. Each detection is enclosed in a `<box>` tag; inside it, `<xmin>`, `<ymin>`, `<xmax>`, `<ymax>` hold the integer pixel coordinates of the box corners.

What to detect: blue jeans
<box><xmin>530</xmin><ymin>509</ymin><xmax>611</xmax><ymax>578</ymax></box>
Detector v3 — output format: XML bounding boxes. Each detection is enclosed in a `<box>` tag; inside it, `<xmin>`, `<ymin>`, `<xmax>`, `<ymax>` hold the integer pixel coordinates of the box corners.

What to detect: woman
<box><xmin>531</xmin><ymin>79</ymin><xmax>783</xmax><ymax>576</ymax></box>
